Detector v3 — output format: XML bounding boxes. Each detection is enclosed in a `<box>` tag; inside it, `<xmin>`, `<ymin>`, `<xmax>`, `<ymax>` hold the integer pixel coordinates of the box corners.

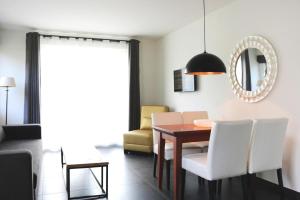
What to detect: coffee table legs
<box><xmin>106</xmin><ymin>166</ymin><xmax>109</xmax><ymax>198</ymax></box>
<box><xmin>66</xmin><ymin>167</ymin><xmax>70</xmax><ymax>199</ymax></box>
<box><xmin>101</xmin><ymin>166</ymin><xmax>103</xmax><ymax>186</ymax></box>
<box><xmin>64</xmin><ymin>166</ymin><xmax>108</xmax><ymax>199</ymax></box>
<box><xmin>60</xmin><ymin>148</ymin><xmax>64</xmax><ymax>168</ymax></box>
<box><xmin>103</xmin><ymin>166</ymin><xmax>109</xmax><ymax>198</ymax></box>
<box><xmin>99</xmin><ymin>166</ymin><xmax>109</xmax><ymax>197</ymax></box>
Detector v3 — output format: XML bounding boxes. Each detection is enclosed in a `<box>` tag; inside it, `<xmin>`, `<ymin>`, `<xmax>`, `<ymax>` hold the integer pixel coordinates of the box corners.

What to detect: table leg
<box><xmin>173</xmin><ymin>138</ymin><xmax>182</xmax><ymax>200</ymax></box>
<box><xmin>101</xmin><ymin>166</ymin><xmax>103</xmax><ymax>186</ymax></box>
<box><xmin>106</xmin><ymin>166</ymin><xmax>109</xmax><ymax>198</ymax></box>
<box><xmin>66</xmin><ymin>167</ymin><xmax>70</xmax><ymax>199</ymax></box>
<box><xmin>158</xmin><ymin>132</ymin><xmax>165</xmax><ymax>190</ymax></box>
<box><xmin>61</xmin><ymin>148</ymin><xmax>64</xmax><ymax>168</ymax></box>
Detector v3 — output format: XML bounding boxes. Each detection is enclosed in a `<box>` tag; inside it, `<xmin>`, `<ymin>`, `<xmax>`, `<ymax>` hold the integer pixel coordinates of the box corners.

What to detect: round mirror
<box><xmin>229</xmin><ymin>36</ymin><xmax>277</xmax><ymax>102</ymax></box>
<box><xmin>235</xmin><ymin>48</ymin><xmax>267</xmax><ymax>91</ymax></box>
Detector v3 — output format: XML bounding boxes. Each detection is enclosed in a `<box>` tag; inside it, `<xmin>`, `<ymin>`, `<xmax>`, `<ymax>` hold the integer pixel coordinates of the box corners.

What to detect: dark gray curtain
<box><xmin>128</xmin><ymin>39</ymin><xmax>140</xmax><ymax>131</ymax></box>
<box><xmin>241</xmin><ymin>49</ymin><xmax>252</xmax><ymax>91</ymax></box>
<box><xmin>24</xmin><ymin>32</ymin><xmax>40</xmax><ymax>124</ymax></box>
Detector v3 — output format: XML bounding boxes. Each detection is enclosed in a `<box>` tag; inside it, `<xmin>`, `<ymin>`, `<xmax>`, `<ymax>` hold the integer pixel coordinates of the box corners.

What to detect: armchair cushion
<box><xmin>123</xmin><ymin>105</ymin><xmax>169</xmax><ymax>153</ymax></box>
<box><xmin>140</xmin><ymin>117</ymin><xmax>151</xmax><ymax>130</ymax></box>
<box><xmin>123</xmin><ymin>130</ymin><xmax>152</xmax><ymax>146</ymax></box>
<box><xmin>140</xmin><ymin>106</ymin><xmax>169</xmax><ymax>130</ymax></box>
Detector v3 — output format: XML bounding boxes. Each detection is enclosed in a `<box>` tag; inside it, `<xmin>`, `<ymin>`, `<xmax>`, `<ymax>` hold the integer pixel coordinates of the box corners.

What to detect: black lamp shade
<box><xmin>185</xmin><ymin>52</ymin><xmax>226</xmax><ymax>75</ymax></box>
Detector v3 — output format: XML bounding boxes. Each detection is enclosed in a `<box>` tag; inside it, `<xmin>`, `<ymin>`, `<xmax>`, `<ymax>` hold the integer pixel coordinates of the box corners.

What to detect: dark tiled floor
<box><xmin>38</xmin><ymin>147</ymin><xmax>296</xmax><ymax>200</ymax></box>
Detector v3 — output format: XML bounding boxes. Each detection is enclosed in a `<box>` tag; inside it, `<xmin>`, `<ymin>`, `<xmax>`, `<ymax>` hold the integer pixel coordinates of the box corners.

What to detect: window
<box><xmin>40</xmin><ymin>37</ymin><xmax>129</xmax><ymax>149</ymax></box>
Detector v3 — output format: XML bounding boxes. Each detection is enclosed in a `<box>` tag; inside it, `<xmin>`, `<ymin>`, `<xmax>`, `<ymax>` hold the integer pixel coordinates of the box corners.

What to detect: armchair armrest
<box><xmin>0</xmin><ymin>150</ymin><xmax>34</xmax><ymax>200</ymax></box>
<box><xmin>3</xmin><ymin>124</ymin><xmax>41</xmax><ymax>140</ymax></box>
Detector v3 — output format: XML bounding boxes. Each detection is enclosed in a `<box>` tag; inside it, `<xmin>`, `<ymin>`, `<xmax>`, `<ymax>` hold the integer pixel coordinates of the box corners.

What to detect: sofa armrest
<box><xmin>0</xmin><ymin>150</ymin><xmax>34</xmax><ymax>200</ymax></box>
<box><xmin>3</xmin><ymin>124</ymin><xmax>41</xmax><ymax>140</ymax></box>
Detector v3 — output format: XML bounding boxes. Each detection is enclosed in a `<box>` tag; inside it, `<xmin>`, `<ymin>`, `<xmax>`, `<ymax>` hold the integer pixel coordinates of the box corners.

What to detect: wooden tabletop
<box><xmin>62</xmin><ymin>145</ymin><xmax>109</xmax><ymax>168</ymax></box>
<box><xmin>153</xmin><ymin>124</ymin><xmax>211</xmax><ymax>136</ymax></box>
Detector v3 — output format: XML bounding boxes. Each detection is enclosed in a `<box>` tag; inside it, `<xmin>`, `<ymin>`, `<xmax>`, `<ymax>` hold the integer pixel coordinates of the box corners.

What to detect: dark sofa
<box><xmin>0</xmin><ymin>124</ymin><xmax>42</xmax><ymax>200</ymax></box>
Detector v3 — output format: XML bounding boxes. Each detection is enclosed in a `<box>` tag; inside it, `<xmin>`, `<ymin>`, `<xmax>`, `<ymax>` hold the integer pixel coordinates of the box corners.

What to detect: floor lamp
<box><xmin>0</xmin><ymin>77</ymin><xmax>16</xmax><ymax>125</ymax></box>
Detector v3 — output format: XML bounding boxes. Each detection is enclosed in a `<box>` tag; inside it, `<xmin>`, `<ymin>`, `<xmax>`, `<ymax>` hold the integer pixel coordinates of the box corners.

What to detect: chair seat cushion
<box><xmin>154</xmin><ymin>142</ymin><xmax>208</xmax><ymax>160</ymax></box>
<box><xmin>188</xmin><ymin>141</ymin><xmax>209</xmax><ymax>148</ymax></box>
<box><xmin>123</xmin><ymin>130</ymin><xmax>152</xmax><ymax>146</ymax></box>
<box><xmin>182</xmin><ymin>153</ymin><xmax>209</xmax><ymax>180</ymax></box>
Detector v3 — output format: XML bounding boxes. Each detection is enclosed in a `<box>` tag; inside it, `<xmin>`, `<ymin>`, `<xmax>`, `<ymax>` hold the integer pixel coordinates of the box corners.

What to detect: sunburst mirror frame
<box><xmin>229</xmin><ymin>35</ymin><xmax>278</xmax><ymax>103</ymax></box>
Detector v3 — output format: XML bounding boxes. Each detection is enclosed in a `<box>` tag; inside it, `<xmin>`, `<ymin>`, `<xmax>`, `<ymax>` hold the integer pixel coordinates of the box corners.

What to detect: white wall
<box><xmin>154</xmin><ymin>0</ymin><xmax>300</xmax><ymax>192</ymax></box>
<box><xmin>139</xmin><ymin>37</ymin><xmax>160</xmax><ymax>105</ymax></box>
<box><xmin>138</xmin><ymin>38</ymin><xmax>157</xmax><ymax>105</ymax></box>
<box><xmin>0</xmin><ymin>29</ymin><xmax>26</xmax><ymax>124</ymax></box>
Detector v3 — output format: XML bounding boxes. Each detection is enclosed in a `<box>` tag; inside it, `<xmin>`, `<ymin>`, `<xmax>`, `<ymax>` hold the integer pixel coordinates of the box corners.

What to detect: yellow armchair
<box><xmin>123</xmin><ymin>105</ymin><xmax>169</xmax><ymax>153</ymax></box>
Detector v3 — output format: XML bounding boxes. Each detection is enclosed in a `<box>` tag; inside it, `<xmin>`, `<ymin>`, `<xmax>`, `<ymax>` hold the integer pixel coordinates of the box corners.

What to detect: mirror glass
<box><xmin>235</xmin><ymin>48</ymin><xmax>267</xmax><ymax>91</ymax></box>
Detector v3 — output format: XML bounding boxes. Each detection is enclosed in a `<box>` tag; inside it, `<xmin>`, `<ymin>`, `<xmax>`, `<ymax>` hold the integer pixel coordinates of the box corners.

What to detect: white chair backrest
<box><xmin>182</xmin><ymin>111</ymin><xmax>208</xmax><ymax>124</ymax></box>
<box><xmin>248</xmin><ymin>118</ymin><xmax>288</xmax><ymax>173</ymax></box>
<box><xmin>207</xmin><ymin>120</ymin><xmax>253</xmax><ymax>180</ymax></box>
<box><xmin>151</xmin><ymin>112</ymin><xmax>182</xmax><ymax>146</ymax></box>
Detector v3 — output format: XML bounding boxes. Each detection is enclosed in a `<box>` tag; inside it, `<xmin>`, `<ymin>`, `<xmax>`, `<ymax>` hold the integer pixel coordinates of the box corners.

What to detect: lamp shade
<box><xmin>185</xmin><ymin>52</ymin><xmax>226</xmax><ymax>75</ymax></box>
<box><xmin>0</xmin><ymin>77</ymin><xmax>16</xmax><ymax>87</ymax></box>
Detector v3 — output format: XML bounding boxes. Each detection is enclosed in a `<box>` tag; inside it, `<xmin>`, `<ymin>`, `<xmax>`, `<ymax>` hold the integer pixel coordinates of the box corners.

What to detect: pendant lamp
<box><xmin>185</xmin><ymin>0</ymin><xmax>226</xmax><ymax>75</ymax></box>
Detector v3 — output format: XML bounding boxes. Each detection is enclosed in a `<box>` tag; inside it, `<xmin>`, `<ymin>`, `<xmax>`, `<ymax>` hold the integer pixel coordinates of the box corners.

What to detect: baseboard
<box><xmin>256</xmin><ymin>177</ymin><xmax>300</xmax><ymax>199</ymax></box>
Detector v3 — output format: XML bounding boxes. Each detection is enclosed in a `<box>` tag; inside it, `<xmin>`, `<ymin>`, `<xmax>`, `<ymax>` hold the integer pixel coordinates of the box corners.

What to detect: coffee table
<box><xmin>60</xmin><ymin>145</ymin><xmax>109</xmax><ymax>199</ymax></box>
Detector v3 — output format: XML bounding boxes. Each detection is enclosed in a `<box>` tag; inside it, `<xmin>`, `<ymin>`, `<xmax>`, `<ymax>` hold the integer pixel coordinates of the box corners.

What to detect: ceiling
<box><xmin>0</xmin><ymin>0</ymin><xmax>235</xmax><ymax>38</ymax></box>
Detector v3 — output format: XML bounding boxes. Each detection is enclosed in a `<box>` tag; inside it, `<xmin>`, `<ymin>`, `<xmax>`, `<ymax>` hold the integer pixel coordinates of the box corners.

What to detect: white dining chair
<box><xmin>182</xmin><ymin>111</ymin><xmax>209</xmax><ymax>124</ymax></box>
<box><xmin>182</xmin><ymin>111</ymin><xmax>210</xmax><ymax>185</ymax></box>
<box><xmin>182</xmin><ymin>111</ymin><xmax>210</xmax><ymax>150</ymax></box>
<box><xmin>181</xmin><ymin>120</ymin><xmax>253</xmax><ymax>200</ymax></box>
<box><xmin>152</xmin><ymin>112</ymin><xmax>205</xmax><ymax>190</ymax></box>
<box><xmin>248</xmin><ymin>118</ymin><xmax>288</xmax><ymax>200</ymax></box>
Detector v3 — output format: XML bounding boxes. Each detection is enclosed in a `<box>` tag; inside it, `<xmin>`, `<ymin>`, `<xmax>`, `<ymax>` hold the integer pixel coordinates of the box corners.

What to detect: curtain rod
<box><xmin>39</xmin><ymin>33</ymin><xmax>129</xmax><ymax>43</ymax></box>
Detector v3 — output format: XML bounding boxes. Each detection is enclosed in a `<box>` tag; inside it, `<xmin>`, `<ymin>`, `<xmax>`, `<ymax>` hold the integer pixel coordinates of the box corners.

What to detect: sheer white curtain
<box><xmin>40</xmin><ymin>37</ymin><xmax>129</xmax><ymax>150</ymax></box>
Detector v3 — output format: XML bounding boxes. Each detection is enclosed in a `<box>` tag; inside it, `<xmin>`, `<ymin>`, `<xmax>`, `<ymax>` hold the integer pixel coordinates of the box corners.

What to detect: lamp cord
<box><xmin>203</xmin><ymin>0</ymin><xmax>206</xmax><ymax>53</ymax></box>
<box><xmin>5</xmin><ymin>87</ymin><xmax>8</xmax><ymax>125</ymax></box>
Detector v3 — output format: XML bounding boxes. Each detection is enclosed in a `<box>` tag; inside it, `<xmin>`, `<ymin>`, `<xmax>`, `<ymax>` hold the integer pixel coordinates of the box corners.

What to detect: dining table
<box><xmin>153</xmin><ymin>124</ymin><xmax>211</xmax><ymax>200</ymax></box>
